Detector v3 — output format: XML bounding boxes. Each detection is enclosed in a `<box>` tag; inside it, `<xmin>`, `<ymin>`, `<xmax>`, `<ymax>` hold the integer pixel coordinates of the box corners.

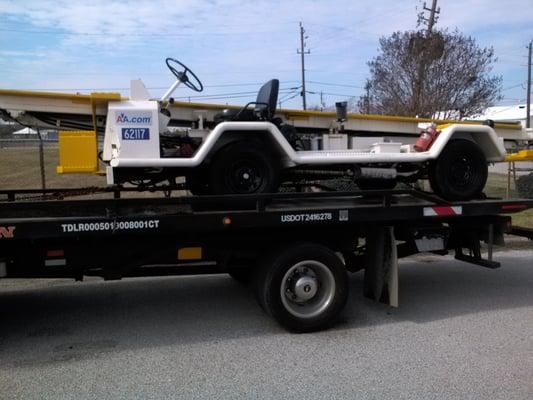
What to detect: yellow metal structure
<box><xmin>0</xmin><ymin>88</ymin><xmax>522</xmax><ymax>132</ymax></box>
<box><xmin>506</xmin><ymin>149</ymin><xmax>533</xmax><ymax>162</ymax></box>
<box><xmin>56</xmin><ymin>130</ymin><xmax>98</xmax><ymax>174</ymax></box>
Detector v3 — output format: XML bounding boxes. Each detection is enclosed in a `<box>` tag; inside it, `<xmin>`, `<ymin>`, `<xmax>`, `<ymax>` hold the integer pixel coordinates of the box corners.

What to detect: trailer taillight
<box><xmin>46</xmin><ymin>249</ymin><xmax>64</xmax><ymax>257</ymax></box>
<box><xmin>501</xmin><ymin>204</ymin><xmax>528</xmax><ymax>211</ymax></box>
<box><xmin>45</xmin><ymin>249</ymin><xmax>66</xmax><ymax>267</ymax></box>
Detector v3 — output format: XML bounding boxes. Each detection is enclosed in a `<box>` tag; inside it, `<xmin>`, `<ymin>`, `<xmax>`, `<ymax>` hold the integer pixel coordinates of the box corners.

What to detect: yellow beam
<box><xmin>506</xmin><ymin>149</ymin><xmax>533</xmax><ymax>162</ymax></box>
<box><xmin>0</xmin><ymin>88</ymin><xmax>522</xmax><ymax>131</ymax></box>
<box><xmin>0</xmin><ymin>88</ymin><xmax>124</xmax><ymax>102</ymax></box>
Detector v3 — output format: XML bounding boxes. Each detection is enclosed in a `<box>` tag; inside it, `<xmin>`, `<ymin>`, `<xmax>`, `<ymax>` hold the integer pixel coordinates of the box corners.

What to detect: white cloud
<box><xmin>0</xmin><ymin>0</ymin><xmax>531</xmax><ymax>107</ymax></box>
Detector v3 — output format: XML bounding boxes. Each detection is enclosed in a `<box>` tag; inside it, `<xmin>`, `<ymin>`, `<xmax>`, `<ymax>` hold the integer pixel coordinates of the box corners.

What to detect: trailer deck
<box><xmin>1</xmin><ymin>189</ymin><xmax>531</xmax><ymax>239</ymax></box>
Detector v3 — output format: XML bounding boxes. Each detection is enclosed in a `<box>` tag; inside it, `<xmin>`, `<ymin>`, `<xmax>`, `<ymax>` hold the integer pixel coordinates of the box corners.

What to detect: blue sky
<box><xmin>0</xmin><ymin>0</ymin><xmax>532</xmax><ymax>110</ymax></box>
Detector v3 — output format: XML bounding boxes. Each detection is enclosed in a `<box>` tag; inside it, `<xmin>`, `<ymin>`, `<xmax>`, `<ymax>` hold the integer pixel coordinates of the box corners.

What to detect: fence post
<box><xmin>37</xmin><ymin>128</ymin><xmax>46</xmax><ymax>193</ymax></box>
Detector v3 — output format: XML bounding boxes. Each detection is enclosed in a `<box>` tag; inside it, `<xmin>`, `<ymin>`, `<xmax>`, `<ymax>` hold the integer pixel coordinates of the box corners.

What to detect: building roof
<box><xmin>470</xmin><ymin>104</ymin><xmax>533</xmax><ymax>123</ymax></box>
<box><xmin>12</xmin><ymin>127</ymin><xmax>38</xmax><ymax>134</ymax></box>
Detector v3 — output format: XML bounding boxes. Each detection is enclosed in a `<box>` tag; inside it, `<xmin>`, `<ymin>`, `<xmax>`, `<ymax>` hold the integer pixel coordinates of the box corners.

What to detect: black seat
<box><xmin>214</xmin><ymin>79</ymin><xmax>279</xmax><ymax>123</ymax></box>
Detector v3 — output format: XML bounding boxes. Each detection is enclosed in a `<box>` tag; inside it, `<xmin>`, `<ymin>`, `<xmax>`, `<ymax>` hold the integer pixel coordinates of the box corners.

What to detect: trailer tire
<box><xmin>254</xmin><ymin>243</ymin><xmax>348</xmax><ymax>332</ymax></box>
<box><xmin>209</xmin><ymin>142</ymin><xmax>279</xmax><ymax>195</ymax></box>
<box><xmin>429</xmin><ymin>139</ymin><xmax>488</xmax><ymax>201</ymax></box>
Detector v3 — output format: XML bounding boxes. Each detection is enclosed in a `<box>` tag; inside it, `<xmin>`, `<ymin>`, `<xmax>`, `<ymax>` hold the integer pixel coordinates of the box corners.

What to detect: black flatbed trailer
<box><xmin>1</xmin><ymin>187</ymin><xmax>532</xmax><ymax>332</ymax></box>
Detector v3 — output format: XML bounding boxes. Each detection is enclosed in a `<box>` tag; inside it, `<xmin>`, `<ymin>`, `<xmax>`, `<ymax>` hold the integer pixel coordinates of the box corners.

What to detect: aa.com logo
<box><xmin>0</xmin><ymin>226</ymin><xmax>16</xmax><ymax>239</ymax></box>
<box><xmin>115</xmin><ymin>112</ymin><xmax>151</xmax><ymax>124</ymax></box>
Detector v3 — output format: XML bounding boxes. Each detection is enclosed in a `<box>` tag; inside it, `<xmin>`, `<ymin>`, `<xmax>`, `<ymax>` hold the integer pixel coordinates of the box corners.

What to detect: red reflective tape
<box><xmin>501</xmin><ymin>204</ymin><xmax>528</xmax><ymax>211</ymax></box>
<box><xmin>432</xmin><ymin>206</ymin><xmax>457</xmax><ymax>216</ymax></box>
<box><xmin>46</xmin><ymin>249</ymin><xmax>64</xmax><ymax>257</ymax></box>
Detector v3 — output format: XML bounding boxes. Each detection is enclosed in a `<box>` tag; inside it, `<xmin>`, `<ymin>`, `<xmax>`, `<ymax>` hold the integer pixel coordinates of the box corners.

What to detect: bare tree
<box><xmin>359</xmin><ymin>29</ymin><xmax>502</xmax><ymax>118</ymax></box>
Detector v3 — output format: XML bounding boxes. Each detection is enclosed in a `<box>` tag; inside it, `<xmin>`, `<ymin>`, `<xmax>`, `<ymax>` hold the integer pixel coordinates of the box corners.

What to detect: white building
<box><xmin>12</xmin><ymin>127</ymin><xmax>57</xmax><ymax>139</ymax></box>
<box><xmin>470</xmin><ymin>104</ymin><xmax>533</xmax><ymax>127</ymax></box>
<box><xmin>13</xmin><ymin>127</ymin><xmax>38</xmax><ymax>135</ymax></box>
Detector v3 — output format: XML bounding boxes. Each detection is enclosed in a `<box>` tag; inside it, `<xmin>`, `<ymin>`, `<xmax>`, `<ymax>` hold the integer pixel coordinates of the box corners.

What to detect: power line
<box><xmin>502</xmin><ymin>82</ymin><xmax>526</xmax><ymax>91</ymax></box>
<box><xmin>278</xmin><ymin>84</ymin><xmax>304</xmax><ymax>107</ymax></box>
<box><xmin>0</xmin><ymin>28</ymin><xmax>193</xmax><ymax>37</ymax></box>
<box><xmin>308</xmin><ymin>3</ymin><xmax>408</xmax><ymax>50</ymax></box>
<box><xmin>178</xmin><ymin>94</ymin><xmax>258</xmax><ymax>101</ymax></box>
<box><xmin>0</xmin><ymin>27</ymin><xmax>279</xmax><ymax>37</ymax></box>
<box><xmin>307</xmin><ymin>81</ymin><xmax>362</xmax><ymax>89</ymax></box>
<box><xmin>172</xmin><ymin>87</ymin><xmax>298</xmax><ymax>100</ymax></box>
<box><xmin>18</xmin><ymin>85</ymin><xmax>299</xmax><ymax>93</ymax></box>
<box><xmin>194</xmin><ymin>81</ymin><xmax>299</xmax><ymax>89</ymax></box>
<box><xmin>278</xmin><ymin>92</ymin><xmax>301</xmax><ymax>107</ymax></box>
<box><xmin>307</xmin><ymin>91</ymin><xmax>357</xmax><ymax>98</ymax></box>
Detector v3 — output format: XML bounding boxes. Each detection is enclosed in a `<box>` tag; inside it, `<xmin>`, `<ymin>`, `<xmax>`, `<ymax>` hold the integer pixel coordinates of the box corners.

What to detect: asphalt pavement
<box><xmin>1</xmin><ymin>250</ymin><xmax>532</xmax><ymax>399</ymax></box>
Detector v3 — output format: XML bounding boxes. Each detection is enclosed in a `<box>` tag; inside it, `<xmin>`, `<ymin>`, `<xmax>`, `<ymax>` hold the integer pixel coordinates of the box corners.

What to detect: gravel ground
<box><xmin>1</xmin><ymin>250</ymin><xmax>532</xmax><ymax>400</ymax></box>
<box><xmin>490</xmin><ymin>162</ymin><xmax>533</xmax><ymax>175</ymax></box>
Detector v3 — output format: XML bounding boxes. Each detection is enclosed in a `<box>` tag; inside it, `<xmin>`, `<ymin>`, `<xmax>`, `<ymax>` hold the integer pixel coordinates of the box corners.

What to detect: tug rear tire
<box><xmin>428</xmin><ymin>139</ymin><xmax>488</xmax><ymax>201</ymax></box>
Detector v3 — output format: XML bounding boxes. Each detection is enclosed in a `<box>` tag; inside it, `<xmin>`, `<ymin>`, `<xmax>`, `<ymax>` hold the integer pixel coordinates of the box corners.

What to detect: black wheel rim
<box><xmin>225</xmin><ymin>159</ymin><xmax>265</xmax><ymax>194</ymax></box>
<box><xmin>449</xmin><ymin>155</ymin><xmax>474</xmax><ymax>188</ymax></box>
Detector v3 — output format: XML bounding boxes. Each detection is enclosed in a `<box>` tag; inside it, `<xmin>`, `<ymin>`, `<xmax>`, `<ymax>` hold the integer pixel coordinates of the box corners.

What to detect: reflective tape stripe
<box><xmin>45</xmin><ymin>259</ymin><xmax>66</xmax><ymax>267</ymax></box>
<box><xmin>423</xmin><ymin>206</ymin><xmax>462</xmax><ymax>217</ymax></box>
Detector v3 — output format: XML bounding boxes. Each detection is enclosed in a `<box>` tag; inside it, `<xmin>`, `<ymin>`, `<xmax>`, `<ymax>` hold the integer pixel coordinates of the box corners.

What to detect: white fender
<box><xmin>110</xmin><ymin>122</ymin><xmax>506</xmax><ymax>168</ymax></box>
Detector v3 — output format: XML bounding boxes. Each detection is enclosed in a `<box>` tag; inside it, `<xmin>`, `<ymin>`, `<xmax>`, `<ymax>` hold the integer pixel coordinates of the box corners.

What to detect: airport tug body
<box><xmin>100</xmin><ymin>59</ymin><xmax>504</xmax><ymax>200</ymax></box>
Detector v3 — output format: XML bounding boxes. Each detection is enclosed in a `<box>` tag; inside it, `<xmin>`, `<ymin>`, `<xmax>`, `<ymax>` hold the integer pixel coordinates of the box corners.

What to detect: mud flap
<box><xmin>363</xmin><ymin>226</ymin><xmax>398</xmax><ymax>307</ymax></box>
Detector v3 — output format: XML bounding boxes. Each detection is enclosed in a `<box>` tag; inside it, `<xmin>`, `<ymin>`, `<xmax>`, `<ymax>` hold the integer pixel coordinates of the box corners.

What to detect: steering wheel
<box><xmin>165</xmin><ymin>58</ymin><xmax>203</xmax><ymax>92</ymax></box>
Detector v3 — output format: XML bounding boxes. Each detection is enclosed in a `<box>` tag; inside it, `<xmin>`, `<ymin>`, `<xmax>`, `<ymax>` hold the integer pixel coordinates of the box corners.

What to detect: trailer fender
<box><xmin>110</xmin><ymin>121</ymin><xmax>297</xmax><ymax>168</ymax></box>
<box><xmin>203</xmin><ymin>129</ymin><xmax>291</xmax><ymax>165</ymax></box>
<box><xmin>432</xmin><ymin>124</ymin><xmax>506</xmax><ymax>162</ymax></box>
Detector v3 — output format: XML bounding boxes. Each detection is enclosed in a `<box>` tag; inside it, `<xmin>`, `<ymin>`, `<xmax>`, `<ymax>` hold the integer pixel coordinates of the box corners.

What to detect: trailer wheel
<box><xmin>429</xmin><ymin>139</ymin><xmax>488</xmax><ymax>201</ymax></box>
<box><xmin>254</xmin><ymin>243</ymin><xmax>348</xmax><ymax>332</ymax></box>
<box><xmin>209</xmin><ymin>142</ymin><xmax>279</xmax><ymax>195</ymax></box>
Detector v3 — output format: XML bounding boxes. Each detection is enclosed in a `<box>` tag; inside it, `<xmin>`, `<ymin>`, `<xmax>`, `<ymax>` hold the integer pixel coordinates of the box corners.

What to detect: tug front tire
<box><xmin>209</xmin><ymin>142</ymin><xmax>279</xmax><ymax>195</ymax></box>
<box><xmin>254</xmin><ymin>243</ymin><xmax>348</xmax><ymax>333</ymax></box>
<box><xmin>429</xmin><ymin>139</ymin><xmax>488</xmax><ymax>201</ymax></box>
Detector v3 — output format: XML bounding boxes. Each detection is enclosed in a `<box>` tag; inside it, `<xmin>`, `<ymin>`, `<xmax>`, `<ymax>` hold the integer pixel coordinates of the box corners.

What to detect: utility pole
<box><xmin>425</xmin><ymin>0</ymin><xmax>439</xmax><ymax>33</ymax></box>
<box><xmin>364</xmin><ymin>81</ymin><xmax>371</xmax><ymax>114</ymax></box>
<box><xmin>527</xmin><ymin>40</ymin><xmax>532</xmax><ymax>128</ymax></box>
<box><xmin>414</xmin><ymin>0</ymin><xmax>440</xmax><ymax>116</ymax></box>
<box><xmin>418</xmin><ymin>0</ymin><xmax>440</xmax><ymax>35</ymax></box>
<box><xmin>297</xmin><ymin>22</ymin><xmax>310</xmax><ymax>110</ymax></box>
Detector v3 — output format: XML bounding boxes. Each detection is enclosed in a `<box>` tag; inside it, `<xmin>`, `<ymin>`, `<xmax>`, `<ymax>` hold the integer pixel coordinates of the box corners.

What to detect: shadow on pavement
<box><xmin>0</xmin><ymin>252</ymin><xmax>532</xmax><ymax>364</ymax></box>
